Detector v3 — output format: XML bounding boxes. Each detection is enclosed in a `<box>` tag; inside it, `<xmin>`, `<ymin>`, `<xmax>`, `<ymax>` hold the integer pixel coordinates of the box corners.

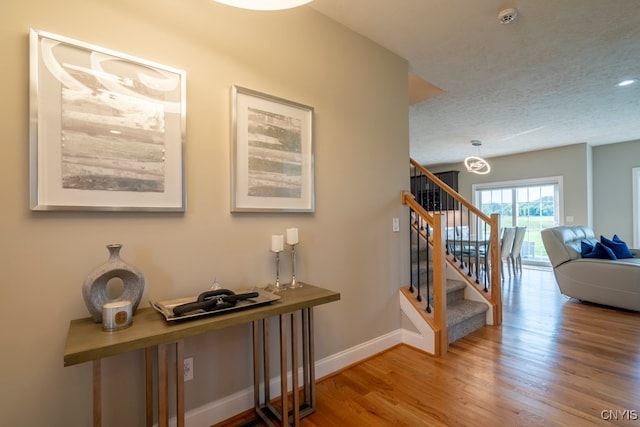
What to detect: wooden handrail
<box><xmin>402</xmin><ymin>191</ymin><xmax>432</xmax><ymax>224</ymax></box>
<box><xmin>403</xmin><ymin>191</ymin><xmax>448</xmax><ymax>355</ymax></box>
<box><xmin>405</xmin><ymin>159</ymin><xmax>502</xmax><ymax>331</ymax></box>
<box><xmin>410</xmin><ymin>158</ymin><xmax>490</xmax><ymax>223</ymax></box>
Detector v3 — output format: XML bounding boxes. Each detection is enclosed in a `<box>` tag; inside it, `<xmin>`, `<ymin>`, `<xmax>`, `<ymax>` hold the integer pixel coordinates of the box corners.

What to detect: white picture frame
<box><xmin>29</xmin><ymin>29</ymin><xmax>187</xmax><ymax>211</ymax></box>
<box><xmin>230</xmin><ymin>85</ymin><xmax>314</xmax><ymax>213</ymax></box>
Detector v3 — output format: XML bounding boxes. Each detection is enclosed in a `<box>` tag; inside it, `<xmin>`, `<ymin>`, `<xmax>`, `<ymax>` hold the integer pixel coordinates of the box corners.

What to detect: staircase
<box><xmin>445</xmin><ymin>281</ymin><xmax>489</xmax><ymax>342</ymax></box>
<box><xmin>401</xmin><ymin>159</ymin><xmax>502</xmax><ymax>356</ymax></box>
<box><xmin>405</xmin><ymin>230</ymin><xmax>489</xmax><ymax>344</ymax></box>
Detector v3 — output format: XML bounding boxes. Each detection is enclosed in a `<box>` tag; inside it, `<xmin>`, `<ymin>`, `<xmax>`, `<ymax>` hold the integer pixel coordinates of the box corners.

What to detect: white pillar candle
<box><xmin>102</xmin><ymin>300</ymin><xmax>132</xmax><ymax>331</ymax></box>
<box><xmin>271</xmin><ymin>234</ymin><xmax>284</xmax><ymax>252</ymax></box>
<box><xmin>286</xmin><ymin>228</ymin><xmax>299</xmax><ymax>245</ymax></box>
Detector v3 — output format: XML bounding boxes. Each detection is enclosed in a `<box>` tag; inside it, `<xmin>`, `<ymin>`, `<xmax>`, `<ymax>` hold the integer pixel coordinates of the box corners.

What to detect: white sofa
<box><xmin>541</xmin><ymin>225</ymin><xmax>640</xmax><ymax>311</ymax></box>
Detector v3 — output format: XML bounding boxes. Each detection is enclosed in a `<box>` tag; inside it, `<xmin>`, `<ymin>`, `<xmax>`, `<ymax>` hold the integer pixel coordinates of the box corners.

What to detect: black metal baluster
<box><xmin>409</xmin><ymin>206</ymin><xmax>415</xmax><ymax>294</ymax></box>
<box><xmin>469</xmin><ymin>211</ymin><xmax>482</xmax><ymax>284</ymax></box>
<box><xmin>483</xmin><ymin>221</ymin><xmax>490</xmax><ymax>292</ymax></box>
<box><xmin>416</xmin><ymin>207</ymin><xmax>422</xmax><ymax>304</ymax></box>
<box><xmin>467</xmin><ymin>208</ymin><xmax>474</xmax><ymax>278</ymax></box>
<box><xmin>425</xmin><ymin>221</ymin><xmax>431</xmax><ymax>313</ymax></box>
<box><xmin>453</xmin><ymin>200</ymin><xmax>461</xmax><ymax>266</ymax></box>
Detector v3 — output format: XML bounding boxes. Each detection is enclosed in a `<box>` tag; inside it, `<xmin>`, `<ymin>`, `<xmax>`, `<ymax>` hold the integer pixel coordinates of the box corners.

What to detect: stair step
<box><xmin>420</xmin><ymin>279</ymin><xmax>466</xmax><ymax>305</ymax></box>
<box><xmin>447</xmin><ymin>300</ymin><xmax>488</xmax><ymax>343</ymax></box>
<box><xmin>400</xmin><ymin>285</ymin><xmax>490</xmax><ymax>347</ymax></box>
<box><xmin>445</xmin><ymin>280</ymin><xmax>466</xmax><ymax>305</ymax></box>
<box><xmin>446</xmin><ymin>279</ymin><xmax>466</xmax><ymax>293</ymax></box>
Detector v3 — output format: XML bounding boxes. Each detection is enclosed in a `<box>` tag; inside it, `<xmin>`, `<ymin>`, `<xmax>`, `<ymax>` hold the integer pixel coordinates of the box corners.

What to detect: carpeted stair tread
<box><xmin>447</xmin><ymin>300</ymin><xmax>488</xmax><ymax>343</ymax></box>
<box><xmin>446</xmin><ymin>300</ymin><xmax>488</xmax><ymax>325</ymax></box>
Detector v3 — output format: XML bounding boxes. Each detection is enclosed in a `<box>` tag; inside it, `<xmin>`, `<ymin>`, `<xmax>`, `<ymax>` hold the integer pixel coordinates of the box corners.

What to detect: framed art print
<box><xmin>29</xmin><ymin>29</ymin><xmax>186</xmax><ymax>211</ymax></box>
<box><xmin>230</xmin><ymin>85</ymin><xmax>314</xmax><ymax>212</ymax></box>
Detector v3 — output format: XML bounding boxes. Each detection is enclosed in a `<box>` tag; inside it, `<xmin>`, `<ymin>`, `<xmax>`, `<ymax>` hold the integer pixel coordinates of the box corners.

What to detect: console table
<box><xmin>64</xmin><ymin>284</ymin><xmax>340</xmax><ymax>427</ymax></box>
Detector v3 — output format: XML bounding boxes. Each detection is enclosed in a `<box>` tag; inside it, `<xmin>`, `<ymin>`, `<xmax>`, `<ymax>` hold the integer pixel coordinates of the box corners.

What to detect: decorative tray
<box><xmin>150</xmin><ymin>288</ymin><xmax>280</xmax><ymax>322</ymax></box>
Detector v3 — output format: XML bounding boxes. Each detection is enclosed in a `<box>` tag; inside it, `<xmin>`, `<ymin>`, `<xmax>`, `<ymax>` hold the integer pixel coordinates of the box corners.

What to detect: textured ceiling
<box><xmin>310</xmin><ymin>0</ymin><xmax>640</xmax><ymax>166</ymax></box>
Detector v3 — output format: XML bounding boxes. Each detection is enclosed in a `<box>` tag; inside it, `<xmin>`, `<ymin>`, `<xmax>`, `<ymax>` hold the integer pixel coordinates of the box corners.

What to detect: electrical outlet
<box><xmin>392</xmin><ymin>217</ymin><xmax>400</xmax><ymax>232</ymax></box>
<box><xmin>184</xmin><ymin>357</ymin><xmax>194</xmax><ymax>382</ymax></box>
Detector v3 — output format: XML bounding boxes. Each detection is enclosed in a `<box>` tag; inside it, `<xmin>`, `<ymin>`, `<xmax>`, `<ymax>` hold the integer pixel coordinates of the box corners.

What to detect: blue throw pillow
<box><xmin>582</xmin><ymin>241</ymin><xmax>617</xmax><ymax>260</ymax></box>
<box><xmin>601</xmin><ymin>235</ymin><xmax>633</xmax><ymax>259</ymax></box>
<box><xmin>580</xmin><ymin>240</ymin><xmax>594</xmax><ymax>256</ymax></box>
<box><xmin>614</xmin><ymin>235</ymin><xmax>635</xmax><ymax>258</ymax></box>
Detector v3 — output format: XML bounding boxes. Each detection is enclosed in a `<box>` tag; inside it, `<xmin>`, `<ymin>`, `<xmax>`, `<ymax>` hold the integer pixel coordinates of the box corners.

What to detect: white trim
<box><xmin>166</xmin><ymin>286</ymin><xmax>475</xmax><ymax>426</ymax></box>
<box><xmin>399</xmin><ymin>290</ymin><xmax>436</xmax><ymax>354</ymax></box>
<box><xmin>174</xmin><ymin>330</ymin><xmax>403</xmax><ymax>427</ymax></box>
<box><xmin>315</xmin><ymin>329</ymin><xmax>403</xmax><ymax>378</ymax></box>
<box><xmin>471</xmin><ymin>177</ymin><xmax>564</xmax><ymax>224</ymax></box>
<box><xmin>471</xmin><ymin>175</ymin><xmax>564</xmax><ymax>190</ymax></box>
<box><xmin>633</xmin><ymin>167</ymin><xmax>640</xmax><ymax>247</ymax></box>
<box><xmin>463</xmin><ymin>286</ymin><xmax>495</xmax><ymax>325</ymax></box>
<box><xmin>472</xmin><ymin>176</ymin><xmax>564</xmax><ymax>264</ymax></box>
<box><xmin>401</xmin><ymin>329</ymin><xmax>435</xmax><ymax>352</ymax></box>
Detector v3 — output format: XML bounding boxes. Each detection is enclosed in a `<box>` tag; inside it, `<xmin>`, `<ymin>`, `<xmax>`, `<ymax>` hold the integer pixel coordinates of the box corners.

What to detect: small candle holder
<box><xmin>267</xmin><ymin>249</ymin><xmax>286</xmax><ymax>292</ymax></box>
<box><xmin>288</xmin><ymin>243</ymin><xmax>302</xmax><ymax>288</ymax></box>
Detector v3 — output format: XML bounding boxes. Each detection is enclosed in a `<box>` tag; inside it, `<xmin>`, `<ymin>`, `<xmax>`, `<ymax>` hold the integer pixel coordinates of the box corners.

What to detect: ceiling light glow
<box><xmin>464</xmin><ymin>156</ymin><xmax>491</xmax><ymax>174</ymax></box>
<box><xmin>617</xmin><ymin>79</ymin><xmax>637</xmax><ymax>87</ymax></box>
<box><xmin>213</xmin><ymin>0</ymin><xmax>313</xmax><ymax>10</ymax></box>
<box><xmin>465</xmin><ymin>140</ymin><xmax>491</xmax><ymax>174</ymax></box>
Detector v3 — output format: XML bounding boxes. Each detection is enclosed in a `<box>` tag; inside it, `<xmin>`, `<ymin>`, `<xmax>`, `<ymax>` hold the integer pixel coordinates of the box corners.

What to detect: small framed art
<box><xmin>230</xmin><ymin>86</ymin><xmax>314</xmax><ymax>212</ymax></box>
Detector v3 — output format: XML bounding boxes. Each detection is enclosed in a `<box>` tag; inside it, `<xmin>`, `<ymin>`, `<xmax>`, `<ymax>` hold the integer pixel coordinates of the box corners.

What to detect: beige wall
<box><xmin>0</xmin><ymin>1</ymin><xmax>409</xmax><ymax>425</ymax></box>
<box><xmin>593</xmin><ymin>139</ymin><xmax>640</xmax><ymax>241</ymax></box>
<box><xmin>430</xmin><ymin>140</ymin><xmax>640</xmax><ymax>241</ymax></box>
<box><xmin>430</xmin><ymin>143</ymin><xmax>592</xmax><ymax>227</ymax></box>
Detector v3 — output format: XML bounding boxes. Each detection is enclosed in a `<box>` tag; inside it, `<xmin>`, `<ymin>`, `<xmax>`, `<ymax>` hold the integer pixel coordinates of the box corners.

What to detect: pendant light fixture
<box><xmin>464</xmin><ymin>140</ymin><xmax>491</xmax><ymax>175</ymax></box>
<box><xmin>213</xmin><ymin>0</ymin><xmax>313</xmax><ymax>10</ymax></box>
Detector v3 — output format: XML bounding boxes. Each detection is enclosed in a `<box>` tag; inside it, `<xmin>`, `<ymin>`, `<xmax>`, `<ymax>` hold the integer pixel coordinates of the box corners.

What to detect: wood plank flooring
<box><xmin>218</xmin><ymin>267</ymin><xmax>640</xmax><ymax>426</ymax></box>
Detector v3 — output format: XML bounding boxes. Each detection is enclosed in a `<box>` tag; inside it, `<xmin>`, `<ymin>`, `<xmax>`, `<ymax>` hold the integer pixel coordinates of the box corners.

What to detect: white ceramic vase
<box><xmin>82</xmin><ymin>244</ymin><xmax>145</xmax><ymax>323</ymax></box>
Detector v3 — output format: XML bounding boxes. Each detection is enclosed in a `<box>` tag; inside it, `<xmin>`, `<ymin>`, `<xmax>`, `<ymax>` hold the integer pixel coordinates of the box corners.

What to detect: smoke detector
<box><xmin>498</xmin><ymin>8</ymin><xmax>518</xmax><ymax>24</ymax></box>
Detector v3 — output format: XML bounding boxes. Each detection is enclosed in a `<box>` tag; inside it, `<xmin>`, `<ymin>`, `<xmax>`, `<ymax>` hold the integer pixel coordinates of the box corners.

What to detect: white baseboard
<box><xmin>178</xmin><ymin>288</ymin><xmax>460</xmax><ymax>425</ymax></box>
<box><xmin>401</xmin><ymin>328</ymin><xmax>435</xmax><ymax>353</ymax></box>
<box><xmin>182</xmin><ymin>386</ymin><xmax>254</xmax><ymax>427</ymax></box>
<box><xmin>315</xmin><ymin>329</ymin><xmax>403</xmax><ymax>379</ymax></box>
<box><xmin>176</xmin><ymin>329</ymin><xmax>404</xmax><ymax>427</ymax></box>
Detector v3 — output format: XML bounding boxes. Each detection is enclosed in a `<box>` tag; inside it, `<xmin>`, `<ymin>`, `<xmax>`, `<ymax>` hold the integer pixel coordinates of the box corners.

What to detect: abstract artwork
<box><xmin>30</xmin><ymin>29</ymin><xmax>186</xmax><ymax>211</ymax></box>
<box><xmin>230</xmin><ymin>86</ymin><xmax>314</xmax><ymax>212</ymax></box>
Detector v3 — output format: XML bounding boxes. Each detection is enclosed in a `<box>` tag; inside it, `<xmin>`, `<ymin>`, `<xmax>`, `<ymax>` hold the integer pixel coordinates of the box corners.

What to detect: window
<box><xmin>473</xmin><ymin>177</ymin><xmax>563</xmax><ymax>265</ymax></box>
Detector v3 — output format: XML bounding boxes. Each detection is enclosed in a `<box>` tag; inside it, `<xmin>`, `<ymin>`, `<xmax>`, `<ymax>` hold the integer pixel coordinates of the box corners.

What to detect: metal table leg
<box><xmin>144</xmin><ymin>341</ymin><xmax>185</xmax><ymax>427</ymax></box>
<box><xmin>93</xmin><ymin>360</ymin><xmax>101</xmax><ymax>427</ymax></box>
<box><xmin>253</xmin><ymin>308</ymin><xmax>316</xmax><ymax>426</ymax></box>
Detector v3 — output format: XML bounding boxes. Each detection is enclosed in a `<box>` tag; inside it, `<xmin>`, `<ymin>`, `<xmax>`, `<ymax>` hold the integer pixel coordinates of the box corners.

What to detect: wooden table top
<box><xmin>64</xmin><ymin>284</ymin><xmax>340</xmax><ymax>366</ymax></box>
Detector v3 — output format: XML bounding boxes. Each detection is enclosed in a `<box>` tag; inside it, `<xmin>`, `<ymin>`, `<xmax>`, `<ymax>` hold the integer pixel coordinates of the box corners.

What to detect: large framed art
<box><xmin>29</xmin><ymin>29</ymin><xmax>186</xmax><ymax>211</ymax></box>
<box><xmin>230</xmin><ymin>86</ymin><xmax>314</xmax><ymax>213</ymax></box>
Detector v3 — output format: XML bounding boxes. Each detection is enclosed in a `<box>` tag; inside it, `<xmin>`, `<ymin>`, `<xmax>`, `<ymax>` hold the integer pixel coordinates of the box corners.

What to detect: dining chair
<box><xmin>500</xmin><ymin>227</ymin><xmax>517</xmax><ymax>278</ymax></box>
<box><xmin>466</xmin><ymin>227</ymin><xmax>504</xmax><ymax>277</ymax></box>
<box><xmin>509</xmin><ymin>226</ymin><xmax>527</xmax><ymax>274</ymax></box>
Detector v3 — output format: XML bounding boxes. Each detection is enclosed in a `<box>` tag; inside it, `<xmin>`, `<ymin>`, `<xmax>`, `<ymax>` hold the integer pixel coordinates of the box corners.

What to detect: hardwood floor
<box><xmin>219</xmin><ymin>267</ymin><xmax>640</xmax><ymax>426</ymax></box>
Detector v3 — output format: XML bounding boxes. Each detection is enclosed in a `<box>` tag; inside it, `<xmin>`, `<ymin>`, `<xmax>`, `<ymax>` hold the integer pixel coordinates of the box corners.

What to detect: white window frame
<box><xmin>471</xmin><ymin>176</ymin><xmax>564</xmax><ymax>226</ymax></box>
<box><xmin>472</xmin><ymin>176</ymin><xmax>564</xmax><ymax>266</ymax></box>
